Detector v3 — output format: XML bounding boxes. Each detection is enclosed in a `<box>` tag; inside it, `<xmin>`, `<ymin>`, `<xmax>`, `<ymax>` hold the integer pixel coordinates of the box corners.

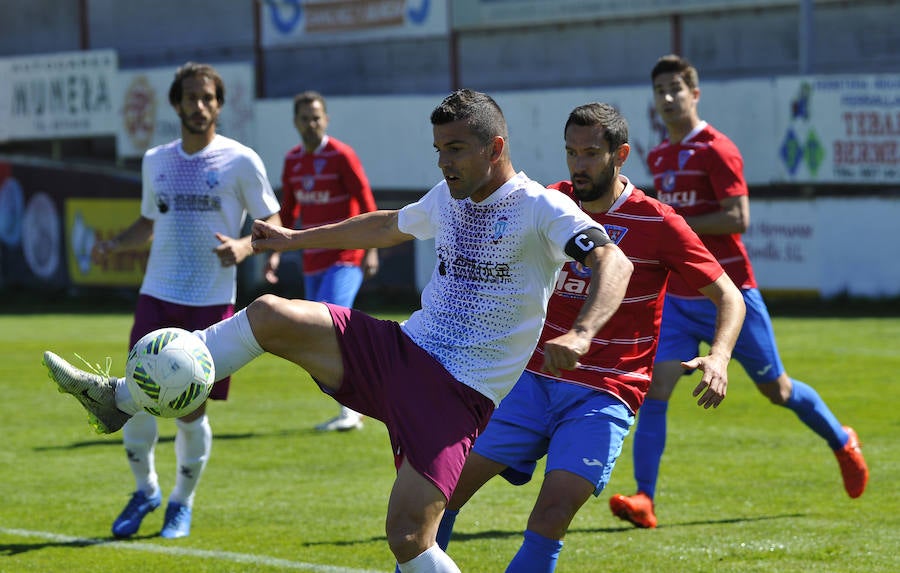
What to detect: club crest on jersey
<box><xmin>302</xmin><ymin>176</ymin><xmax>316</xmax><ymax>191</ymax></box>
<box><xmin>661</xmin><ymin>170</ymin><xmax>677</xmax><ymax>192</ymax></box>
<box><xmin>205</xmin><ymin>169</ymin><xmax>220</xmax><ymax>189</ymax></box>
<box><xmin>314</xmin><ymin>158</ymin><xmax>327</xmax><ymax>175</ymax></box>
<box><xmin>491</xmin><ymin>217</ymin><xmax>508</xmax><ymax>244</ymax></box>
<box><xmin>603</xmin><ymin>224</ymin><xmax>628</xmax><ymax>245</ymax></box>
<box><xmin>678</xmin><ymin>149</ymin><xmax>695</xmax><ymax>170</ymax></box>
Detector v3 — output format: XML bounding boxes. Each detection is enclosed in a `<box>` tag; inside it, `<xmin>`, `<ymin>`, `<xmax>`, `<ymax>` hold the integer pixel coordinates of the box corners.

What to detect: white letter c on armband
<box><xmin>575</xmin><ymin>234</ymin><xmax>594</xmax><ymax>252</ymax></box>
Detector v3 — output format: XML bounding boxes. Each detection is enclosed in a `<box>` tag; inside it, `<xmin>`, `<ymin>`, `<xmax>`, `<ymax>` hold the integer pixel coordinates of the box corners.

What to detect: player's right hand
<box><xmin>91</xmin><ymin>239</ymin><xmax>116</xmax><ymax>264</ymax></box>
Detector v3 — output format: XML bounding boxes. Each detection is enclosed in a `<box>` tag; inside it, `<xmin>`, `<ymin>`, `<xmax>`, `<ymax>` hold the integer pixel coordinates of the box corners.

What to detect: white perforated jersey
<box><xmin>139</xmin><ymin>135</ymin><xmax>279</xmax><ymax>305</ymax></box>
<box><xmin>398</xmin><ymin>172</ymin><xmax>609</xmax><ymax>405</ymax></box>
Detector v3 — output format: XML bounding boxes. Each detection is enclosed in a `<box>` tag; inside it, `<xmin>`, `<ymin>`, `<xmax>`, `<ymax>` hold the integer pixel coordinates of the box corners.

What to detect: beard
<box><xmin>572</xmin><ymin>162</ymin><xmax>617</xmax><ymax>202</ymax></box>
<box><xmin>179</xmin><ymin>111</ymin><xmax>216</xmax><ymax>135</ymax></box>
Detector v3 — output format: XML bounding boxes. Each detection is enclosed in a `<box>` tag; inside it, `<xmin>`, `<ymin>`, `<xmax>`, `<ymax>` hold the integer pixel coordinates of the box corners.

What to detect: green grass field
<box><xmin>1</xmin><ymin>299</ymin><xmax>898</xmax><ymax>572</ymax></box>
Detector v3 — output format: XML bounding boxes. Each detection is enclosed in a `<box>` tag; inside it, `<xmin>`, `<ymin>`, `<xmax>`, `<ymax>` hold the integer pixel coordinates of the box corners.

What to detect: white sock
<box><xmin>398</xmin><ymin>544</ymin><xmax>461</xmax><ymax>573</ymax></box>
<box><xmin>115</xmin><ymin>379</ymin><xmax>140</xmax><ymax>415</ymax></box>
<box><xmin>341</xmin><ymin>406</ymin><xmax>361</xmax><ymax>420</ymax></box>
<box><xmin>170</xmin><ymin>414</ymin><xmax>212</xmax><ymax>507</ymax></box>
<box><xmin>121</xmin><ymin>412</ymin><xmax>160</xmax><ymax>496</ymax></box>
<box><xmin>193</xmin><ymin>308</ymin><xmax>265</xmax><ymax>381</ymax></box>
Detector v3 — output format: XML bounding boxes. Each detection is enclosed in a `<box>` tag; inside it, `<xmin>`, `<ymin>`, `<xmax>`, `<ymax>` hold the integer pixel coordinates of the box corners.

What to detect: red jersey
<box><xmin>525</xmin><ymin>178</ymin><xmax>723</xmax><ymax>412</ymax></box>
<box><xmin>281</xmin><ymin>135</ymin><xmax>377</xmax><ymax>274</ymax></box>
<box><xmin>647</xmin><ymin>121</ymin><xmax>756</xmax><ymax>296</ymax></box>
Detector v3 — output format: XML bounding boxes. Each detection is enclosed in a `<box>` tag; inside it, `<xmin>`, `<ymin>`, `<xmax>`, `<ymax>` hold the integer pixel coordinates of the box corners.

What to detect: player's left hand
<box><xmin>683</xmin><ymin>353</ymin><xmax>729</xmax><ymax>409</ymax></box>
<box><xmin>540</xmin><ymin>331</ymin><xmax>590</xmax><ymax>377</ymax></box>
<box><xmin>251</xmin><ymin>219</ymin><xmax>294</xmax><ymax>253</ymax></box>
<box><xmin>213</xmin><ymin>232</ymin><xmax>251</xmax><ymax>267</ymax></box>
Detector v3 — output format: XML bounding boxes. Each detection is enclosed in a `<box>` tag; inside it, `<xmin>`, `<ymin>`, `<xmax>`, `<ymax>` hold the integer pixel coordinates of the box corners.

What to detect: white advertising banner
<box><xmin>116</xmin><ymin>63</ymin><xmax>256</xmax><ymax>159</ymax></box>
<box><xmin>742</xmin><ymin>200</ymin><xmax>820</xmax><ymax>292</ymax></box>
<box><xmin>261</xmin><ymin>0</ymin><xmax>448</xmax><ymax>47</ymax></box>
<box><xmin>774</xmin><ymin>75</ymin><xmax>900</xmax><ymax>185</ymax></box>
<box><xmin>1</xmin><ymin>50</ymin><xmax>117</xmax><ymax>141</ymax></box>
<box><xmin>451</xmin><ymin>0</ymin><xmax>797</xmax><ymax>29</ymax></box>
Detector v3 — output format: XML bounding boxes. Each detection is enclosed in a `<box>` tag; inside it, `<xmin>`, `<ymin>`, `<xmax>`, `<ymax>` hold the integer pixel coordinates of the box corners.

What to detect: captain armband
<box><xmin>563</xmin><ymin>227</ymin><xmax>610</xmax><ymax>264</ymax></box>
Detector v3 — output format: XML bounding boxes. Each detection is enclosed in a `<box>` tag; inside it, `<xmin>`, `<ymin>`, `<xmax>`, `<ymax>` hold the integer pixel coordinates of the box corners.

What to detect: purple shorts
<box><xmin>130</xmin><ymin>294</ymin><xmax>235</xmax><ymax>400</ymax></box>
<box><xmin>323</xmin><ymin>303</ymin><xmax>495</xmax><ymax>500</ymax></box>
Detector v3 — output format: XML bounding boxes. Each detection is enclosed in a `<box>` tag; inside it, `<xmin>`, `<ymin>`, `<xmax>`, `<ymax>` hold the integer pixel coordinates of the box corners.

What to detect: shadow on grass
<box><xmin>33</xmin><ymin>431</ymin><xmax>260</xmax><ymax>452</ymax></box>
<box><xmin>0</xmin><ymin>531</ymin><xmax>169</xmax><ymax>556</ymax></box>
<box><xmin>447</xmin><ymin>512</ymin><xmax>808</xmax><ymax>544</ymax></box>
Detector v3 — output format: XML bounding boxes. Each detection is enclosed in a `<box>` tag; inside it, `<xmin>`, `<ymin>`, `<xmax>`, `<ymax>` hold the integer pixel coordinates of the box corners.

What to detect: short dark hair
<box><xmin>564</xmin><ymin>103</ymin><xmax>629</xmax><ymax>150</ymax></box>
<box><xmin>430</xmin><ymin>89</ymin><xmax>508</xmax><ymax>145</ymax></box>
<box><xmin>168</xmin><ymin>62</ymin><xmax>225</xmax><ymax>106</ymax></box>
<box><xmin>651</xmin><ymin>54</ymin><xmax>699</xmax><ymax>89</ymax></box>
<box><xmin>293</xmin><ymin>90</ymin><xmax>327</xmax><ymax>116</ymax></box>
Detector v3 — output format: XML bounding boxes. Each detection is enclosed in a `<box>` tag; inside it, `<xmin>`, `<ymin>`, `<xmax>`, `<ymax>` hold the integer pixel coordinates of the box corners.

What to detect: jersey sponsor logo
<box><xmin>603</xmin><ymin>224</ymin><xmax>628</xmax><ymax>245</ymax></box>
<box><xmin>205</xmin><ymin>169</ymin><xmax>220</xmax><ymax>189</ymax></box>
<box><xmin>436</xmin><ymin>247</ymin><xmax>511</xmax><ymax>284</ymax></box>
<box><xmin>658</xmin><ymin>189</ymin><xmax>698</xmax><ymax>207</ymax></box>
<box><xmin>295</xmin><ymin>189</ymin><xmax>329</xmax><ymax>204</ymax></box>
<box><xmin>491</xmin><ymin>216</ymin><xmax>508</xmax><ymax>244</ymax></box>
<box><xmin>170</xmin><ymin>193</ymin><xmax>222</xmax><ymax>212</ymax></box>
<box><xmin>678</xmin><ymin>149</ymin><xmax>695</xmax><ymax>170</ymax></box>
<box><xmin>555</xmin><ymin>267</ymin><xmax>590</xmax><ymax>295</ymax></box>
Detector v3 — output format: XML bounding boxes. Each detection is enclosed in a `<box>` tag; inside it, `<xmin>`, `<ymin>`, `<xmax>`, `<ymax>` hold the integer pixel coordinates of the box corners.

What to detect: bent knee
<box><xmin>386</xmin><ymin>524</ymin><xmax>431</xmax><ymax>563</ymax></box>
<box><xmin>756</xmin><ymin>378</ymin><xmax>791</xmax><ymax>405</ymax></box>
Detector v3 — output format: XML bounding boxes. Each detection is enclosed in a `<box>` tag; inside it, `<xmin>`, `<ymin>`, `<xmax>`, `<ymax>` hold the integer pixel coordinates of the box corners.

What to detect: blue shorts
<box><xmin>305</xmin><ymin>264</ymin><xmax>364</xmax><ymax>308</ymax></box>
<box><xmin>655</xmin><ymin>288</ymin><xmax>785</xmax><ymax>383</ymax></box>
<box><xmin>473</xmin><ymin>371</ymin><xmax>634</xmax><ymax>496</ymax></box>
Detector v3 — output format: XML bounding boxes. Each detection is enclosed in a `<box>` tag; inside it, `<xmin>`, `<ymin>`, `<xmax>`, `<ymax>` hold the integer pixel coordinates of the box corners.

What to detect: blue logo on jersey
<box><xmin>662</xmin><ymin>170</ymin><xmax>677</xmax><ymax>192</ymax></box>
<box><xmin>568</xmin><ymin>261</ymin><xmax>592</xmax><ymax>278</ymax></box>
<box><xmin>678</xmin><ymin>149</ymin><xmax>695</xmax><ymax>170</ymax></box>
<box><xmin>491</xmin><ymin>217</ymin><xmax>508</xmax><ymax>244</ymax></box>
<box><xmin>603</xmin><ymin>224</ymin><xmax>628</xmax><ymax>245</ymax></box>
<box><xmin>206</xmin><ymin>169</ymin><xmax>220</xmax><ymax>189</ymax></box>
<box><xmin>314</xmin><ymin>158</ymin><xmax>327</xmax><ymax>175</ymax></box>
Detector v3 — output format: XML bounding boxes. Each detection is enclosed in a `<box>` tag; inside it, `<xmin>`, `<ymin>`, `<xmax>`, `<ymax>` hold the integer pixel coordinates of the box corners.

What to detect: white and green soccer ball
<box><xmin>125</xmin><ymin>328</ymin><xmax>215</xmax><ymax>418</ymax></box>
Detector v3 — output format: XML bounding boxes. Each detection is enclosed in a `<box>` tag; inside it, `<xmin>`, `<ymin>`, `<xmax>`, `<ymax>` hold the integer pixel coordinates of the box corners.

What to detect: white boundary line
<box><xmin>0</xmin><ymin>527</ymin><xmax>387</xmax><ymax>572</ymax></box>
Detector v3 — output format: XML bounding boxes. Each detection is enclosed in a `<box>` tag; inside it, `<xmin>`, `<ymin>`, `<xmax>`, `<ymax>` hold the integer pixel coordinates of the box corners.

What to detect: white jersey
<box><xmin>139</xmin><ymin>135</ymin><xmax>280</xmax><ymax>306</ymax></box>
<box><xmin>398</xmin><ymin>171</ymin><xmax>609</xmax><ymax>405</ymax></box>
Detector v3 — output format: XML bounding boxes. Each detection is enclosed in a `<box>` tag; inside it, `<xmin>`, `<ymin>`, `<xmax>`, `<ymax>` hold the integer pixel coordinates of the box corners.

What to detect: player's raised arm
<box><xmin>251</xmin><ymin>209</ymin><xmax>414</xmax><ymax>254</ymax></box>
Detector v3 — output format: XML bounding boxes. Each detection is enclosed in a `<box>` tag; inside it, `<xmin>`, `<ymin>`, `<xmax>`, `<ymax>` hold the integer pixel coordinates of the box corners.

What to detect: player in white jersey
<box><xmin>45</xmin><ymin>89</ymin><xmax>632</xmax><ymax>572</ymax></box>
<box><xmin>89</xmin><ymin>63</ymin><xmax>281</xmax><ymax>540</ymax></box>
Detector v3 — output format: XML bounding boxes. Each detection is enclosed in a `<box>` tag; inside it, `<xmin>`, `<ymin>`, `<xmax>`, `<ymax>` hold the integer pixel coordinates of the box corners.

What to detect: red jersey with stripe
<box><xmin>280</xmin><ymin>135</ymin><xmax>377</xmax><ymax>274</ymax></box>
<box><xmin>648</xmin><ymin>121</ymin><xmax>756</xmax><ymax>297</ymax></box>
<box><xmin>524</xmin><ymin>178</ymin><xmax>723</xmax><ymax>412</ymax></box>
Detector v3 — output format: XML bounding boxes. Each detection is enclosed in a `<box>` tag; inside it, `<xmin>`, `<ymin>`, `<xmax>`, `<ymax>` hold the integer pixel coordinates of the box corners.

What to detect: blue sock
<box><xmin>505</xmin><ymin>530</ymin><xmax>563</xmax><ymax>573</ymax></box>
<box><xmin>783</xmin><ymin>379</ymin><xmax>847</xmax><ymax>450</ymax></box>
<box><xmin>633</xmin><ymin>398</ymin><xmax>668</xmax><ymax>499</ymax></box>
<box><xmin>436</xmin><ymin>508</ymin><xmax>459</xmax><ymax>551</ymax></box>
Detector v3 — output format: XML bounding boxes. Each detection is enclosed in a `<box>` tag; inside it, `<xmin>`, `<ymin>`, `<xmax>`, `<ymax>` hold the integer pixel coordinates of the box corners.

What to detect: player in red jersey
<box><xmin>428</xmin><ymin>103</ymin><xmax>745</xmax><ymax>571</ymax></box>
<box><xmin>266</xmin><ymin>91</ymin><xmax>379</xmax><ymax>432</ymax></box>
<box><xmin>610</xmin><ymin>55</ymin><xmax>869</xmax><ymax>529</ymax></box>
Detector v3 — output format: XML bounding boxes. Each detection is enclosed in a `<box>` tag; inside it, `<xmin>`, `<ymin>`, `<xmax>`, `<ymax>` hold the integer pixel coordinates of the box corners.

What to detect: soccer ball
<box><xmin>125</xmin><ymin>328</ymin><xmax>216</xmax><ymax>418</ymax></box>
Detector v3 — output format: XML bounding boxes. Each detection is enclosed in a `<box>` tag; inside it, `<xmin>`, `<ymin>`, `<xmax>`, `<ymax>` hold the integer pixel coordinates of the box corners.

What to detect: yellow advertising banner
<box><xmin>66</xmin><ymin>198</ymin><xmax>148</xmax><ymax>286</ymax></box>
